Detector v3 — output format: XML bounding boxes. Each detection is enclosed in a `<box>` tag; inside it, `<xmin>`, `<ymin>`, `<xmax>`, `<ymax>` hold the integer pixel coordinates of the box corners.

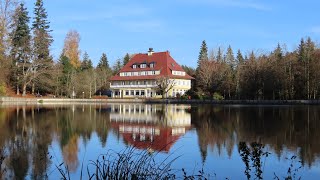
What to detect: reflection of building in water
<box><xmin>110</xmin><ymin>104</ymin><xmax>191</xmax><ymax>152</ymax></box>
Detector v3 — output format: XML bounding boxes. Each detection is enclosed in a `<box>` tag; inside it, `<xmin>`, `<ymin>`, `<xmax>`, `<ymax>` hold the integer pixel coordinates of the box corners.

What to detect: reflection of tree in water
<box><xmin>57</xmin><ymin>105</ymin><xmax>111</xmax><ymax>172</ymax></box>
<box><xmin>0</xmin><ymin>105</ymin><xmax>112</xmax><ymax>178</ymax></box>
<box><xmin>191</xmin><ymin>105</ymin><xmax>237</xmax><ymax>163</ymax></box>
<box><xmin>62</xmin><ymin>134</ymin><xmax>79</xmax><ymax>172</ymax></box>
<box><xmin>1</xmin><ymin>106</ymin><xmax>57</xmax><ymax>179</ymax></box>
<box><xmin>237</xmin><ymin>106</ymin><xmax>320</xmax><ymax>167</ymax></box>
<box><xmin>192</xmin><ymin>105</ymin><xmax>320</xmax><ymax>167</ymax></box>
<box><xmin>30</xmin><ymin>107</ymin><xmax>56</xmax><ymax>179</ymax></box>
<box><xmin>7</xmin><ymin>138</ymin><xmax>29</xmax><ymax>180</ymax></box>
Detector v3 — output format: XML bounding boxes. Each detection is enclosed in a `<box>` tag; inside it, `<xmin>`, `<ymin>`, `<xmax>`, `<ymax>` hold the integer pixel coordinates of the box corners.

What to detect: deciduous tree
<box><xmin>63</xmin><ymin>30</ymin><xmax>81</xmax><ymax>68</ymax></box>
<box><xmin>156</xmin><ymin>76</ymin><xmax>175</xmax><ymax>99</ymax></box>
<box><xmin>0</xmin><ymin>0</ymin><xmax>17</xmax><ymax>84</ymax></box>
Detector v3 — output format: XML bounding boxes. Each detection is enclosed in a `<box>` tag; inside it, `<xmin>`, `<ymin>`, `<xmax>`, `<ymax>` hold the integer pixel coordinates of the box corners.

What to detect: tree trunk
<box><xmin>16</xmin><ymin>84</ymin><xmax>19</xmax><ymax>95</ymax></box>
<box><xmin>32</xmin><ymin>82</ymin><xmax>35</xmax><ymax>95</ymax></box>
<box><xmin>22</xmin><ymin>83</ymin><xmax>27</xmax><ymax>96</ymax></box>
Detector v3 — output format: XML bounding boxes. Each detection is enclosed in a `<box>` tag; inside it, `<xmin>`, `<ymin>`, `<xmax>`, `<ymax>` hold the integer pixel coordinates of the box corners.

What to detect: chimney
<box><xmin>148</xmin><ymin>48</ymin><xmax>154</xmax><ymax>56</ymax></box>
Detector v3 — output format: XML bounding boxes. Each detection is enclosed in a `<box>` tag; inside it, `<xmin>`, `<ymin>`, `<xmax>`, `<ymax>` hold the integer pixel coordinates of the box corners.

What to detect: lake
<box><xmin>0</xmin><ymin>103</ymin><xmax>320</xmax><ymax>179</ymax></box>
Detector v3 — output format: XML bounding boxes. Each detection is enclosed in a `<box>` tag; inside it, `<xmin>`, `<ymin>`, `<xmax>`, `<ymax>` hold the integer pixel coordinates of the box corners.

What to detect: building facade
<box><xmin>109</xmin><ymin>48</ymin><xmax>193</xmax><ymax>98</ymax></box>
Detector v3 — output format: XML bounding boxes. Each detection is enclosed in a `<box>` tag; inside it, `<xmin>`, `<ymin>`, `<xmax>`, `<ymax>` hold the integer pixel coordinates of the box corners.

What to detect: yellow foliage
<box><xmin>63</xmin><ymin>30</ymin><xmax>81</xmax><ymax>68</ymax></box>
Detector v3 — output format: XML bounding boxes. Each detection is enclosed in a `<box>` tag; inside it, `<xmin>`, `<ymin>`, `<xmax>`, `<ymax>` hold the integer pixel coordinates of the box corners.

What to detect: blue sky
<box><xmin>25</xmin><ymin>0</ymin><xmax>320</xmax><ymax>68</ymax></box>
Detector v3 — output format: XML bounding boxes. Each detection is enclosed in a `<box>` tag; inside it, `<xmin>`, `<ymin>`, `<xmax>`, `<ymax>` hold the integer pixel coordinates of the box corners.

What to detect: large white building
<box><xmin>109</xmin><ymin>48</ymin><xmax>193</xmax><ymax>98</ymax></box>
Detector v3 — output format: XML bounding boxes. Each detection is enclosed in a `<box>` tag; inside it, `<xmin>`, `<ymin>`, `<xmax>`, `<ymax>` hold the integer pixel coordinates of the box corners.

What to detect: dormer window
<box><xmin>133</xmin><ymin>64</ymin><xmax>137</xmax><ymax>69</ymax></box>
<box><xmin>140</xmin><ymin>63</ymin><xmax>146</xmax><ymax>68</ymax></box>
<box><xmin>150</xmin><ymin>63</ymin><xmax>154</xmax><ymax>68</ymax></box>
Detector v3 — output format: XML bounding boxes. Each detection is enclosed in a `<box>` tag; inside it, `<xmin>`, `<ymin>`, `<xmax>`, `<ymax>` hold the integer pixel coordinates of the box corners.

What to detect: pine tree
<box><xmin>197</xmin><ymin>40</ymin><xmax>208</xmax><ymax>69</ymax></box>
<box><xmin>97</xmin><ymin>53</ymin><xmax>109</xmax><ymax>69</ymax></box>
<box><xmin>297</xmin><ymin>38</ymin><xmax>306</xmax><ymax>62</ymax></box>
<box><xmin>31</xmin><ymin>0</ymin><xmax>54</xmax><ymax>95</ymax></box>
<box><xmin>225</xmin><ymin>45</ymin><xmax>235</xmax><ymax>69</ymax></box>
<box><xmin>249</xmin><ymin>51</ymin><xmax>256</xmax><ymax>62</ymax></box>
<box><xmin>123</xmin><ymin>53</ymin><xmax>130</xmax><ymax>66</ymax></box>
<box><xmin>273</xmin><ymin>43</ymin><xmax>283</xmax><ymax>61</ymax></box>
<box><xmin>10</xmin><ymin>3</ymin><xmax>31</xmax><ymax>63</ymax></box>
<box><xmin>113</xmin><ymin>58</ymin><xmax>122</xmax><ymax>74</ymax></box>
<box><xmin>216</xmin><ymin>47</ymin><xmax>223</xmax><ymax>62</ymax></box>
<box><xmin>10</xmin><ymin>3</ymin><xmax>31</xmax><ymax>95</ymax></box>
<box><xmin>81</xmin><ymin>51</ymin><xmax>93</xmax><ymax>71</ymax></box>
<box><xmin>32</xmin><ymin>0</ymin><xmax>53</xmax><ymax>63</ymax></box>
<box><xmin>236</xmin><ymin>49</ymin><xmax>244</xmax><ymax>64</ymax></box>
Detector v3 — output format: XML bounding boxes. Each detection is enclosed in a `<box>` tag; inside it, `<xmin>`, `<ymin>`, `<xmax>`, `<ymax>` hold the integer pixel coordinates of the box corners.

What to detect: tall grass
<box><xmin>55</xmin><ymin>146</ymin><xmax>211</xmax><ymax>180</ymax></box>
<box><xmin>87</xmin><ymin>147</ymin><xmax>177</xmax><ymax>179</ymax></box>
<box><xmin>56</xmin><ymin>146</ymin><xmax>179</xmax><ymax>180</ymax></box>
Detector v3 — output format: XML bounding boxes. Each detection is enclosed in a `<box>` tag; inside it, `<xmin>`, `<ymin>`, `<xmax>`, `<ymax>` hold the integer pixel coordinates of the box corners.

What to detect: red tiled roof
<box><xmin>111</xmin><ymin>122</ymin><xmax>185</xmax><ymax>153</ymax></box>
<box><xmin>110</xmin><ymin>51</ymin><xmax>194</xmax><ymax>81</ymax></box>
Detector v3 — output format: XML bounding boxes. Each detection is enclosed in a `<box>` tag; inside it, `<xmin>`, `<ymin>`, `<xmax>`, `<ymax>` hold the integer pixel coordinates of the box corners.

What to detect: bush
<box><xmin>213</xmin><ymin>92</ymin><xmax>224</xmax><ymax>100</ymax></box>
<box><xmin>185</xmin><ymin>89</ymin><xmax>197</xmax><ymax>99</ymax></box>
<box><xmin>180</xmin><ymin>95</ymin><xmax>189</xmax><ymax>100</ymax></box>
<box><xmin>0</xmin><ymin>83</ymin><xmax>6</xmax><ymax>96</ymax></box>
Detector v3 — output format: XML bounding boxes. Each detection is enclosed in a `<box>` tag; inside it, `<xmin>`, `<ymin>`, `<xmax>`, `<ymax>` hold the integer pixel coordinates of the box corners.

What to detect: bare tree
<box><xmin>0</xmin><ymin>0</ymin><xmax>17</xmax><ymax>83</ymax></box>
<box><xmin>197</xmin><ymin>60</ymin><xmax>219</xmax><ymax>95</ymax></box>
<box><xmin>156</xmin><ymin>76</ymin><xmax>175</xmax><ymax>99</ymax></box>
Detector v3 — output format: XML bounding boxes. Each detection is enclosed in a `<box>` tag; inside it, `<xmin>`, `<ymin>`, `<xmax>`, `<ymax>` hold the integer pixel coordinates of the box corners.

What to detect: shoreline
<box><xmin>1</xmin><ymin>97</ymin><xmax>320</xmax><ymax>105</ymax></box>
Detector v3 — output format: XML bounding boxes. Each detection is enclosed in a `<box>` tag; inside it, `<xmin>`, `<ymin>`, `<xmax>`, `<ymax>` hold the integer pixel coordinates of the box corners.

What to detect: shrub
<box><xmin>213</xmin><ymin>92</ymin><xmax>224</xmax><ymax>100</ymax></box>
<box><xmin>185</xmin><ymin>89</ymin><xmax>197</xmax><ymax>99</ymax></box>
<box><xmin>0</xmin><ymin>83</ymin><xmax>6</xmax><ymax>96</ymax></box>
<box><xmin>180</xmin><ymin>95</ymin><xmax>188</xmax><ymax>100</ymax></box>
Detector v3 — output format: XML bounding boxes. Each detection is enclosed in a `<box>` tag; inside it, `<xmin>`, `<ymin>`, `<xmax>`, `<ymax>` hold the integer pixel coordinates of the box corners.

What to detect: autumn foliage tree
<box><xmin>63</xmin><ymin>30</ymin><xmax>81</xmax><ymax>68</ymax></box>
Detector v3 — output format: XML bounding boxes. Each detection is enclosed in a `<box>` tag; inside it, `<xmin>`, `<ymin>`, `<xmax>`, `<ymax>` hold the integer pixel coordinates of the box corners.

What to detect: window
<box><xmin>144</xmin><ymin>81</ymin><xmax>146</xmax><ymax>85</ymax></box>
<box><xmin>150</xmin><ymin>63</ymin><xmax>154</xmax><ymax>68</ymax></box>
<box><xmin>141</xmin><ymin>71</ymin><xmax>145</xmax><ymax>75</ymax></box>
<box><xmin>141</xmin><ymin>91</ymin><xmax>145</xmax><ymax>96</ymax></box>
<box><xmin>152</xmin><ymin>71</ymin><xmax>155</xmax><ymax>75</ymax></box>
<box><xmin>133</xmin><ymin>64</ymin><xmax>137</xmax><ymax>68</ymax></box>
<box><xmin>121</xmin><ymin>81</ymin><xmax>125</xmax><ymax>85</ymax></box>
<box><xmin>136</xmin><ymin>91</ymin><xmax>140</xmax><ymax>96</ymax></box>
<box><xmin>140</xmin><ymin>64</ymin><xmax>146</xmax><ymax>68</ymax></box>
<box><xmin>131</xmin><ymin>90</ymin><xmax>134</xmax><ymax>95</ymax></box>
<box><xmin>125</xmin><ymin>91</ymin><xmax>129</xmax><ymax>95</ymax></box>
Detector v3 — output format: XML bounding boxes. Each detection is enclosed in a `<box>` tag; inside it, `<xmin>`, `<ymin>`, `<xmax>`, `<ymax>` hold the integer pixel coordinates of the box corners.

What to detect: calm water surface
<box><xmin>0</xmin><ymin>104</ymin><xmax>320</xmax><ymax>179</ymax></box>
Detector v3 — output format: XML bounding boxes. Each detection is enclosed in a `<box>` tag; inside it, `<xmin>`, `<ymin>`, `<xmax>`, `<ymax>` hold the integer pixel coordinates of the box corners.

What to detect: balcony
<box><xmin>110</xmin><ymin>84</ymin><xmax>157</xmax><ymax>88</ymax></box>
